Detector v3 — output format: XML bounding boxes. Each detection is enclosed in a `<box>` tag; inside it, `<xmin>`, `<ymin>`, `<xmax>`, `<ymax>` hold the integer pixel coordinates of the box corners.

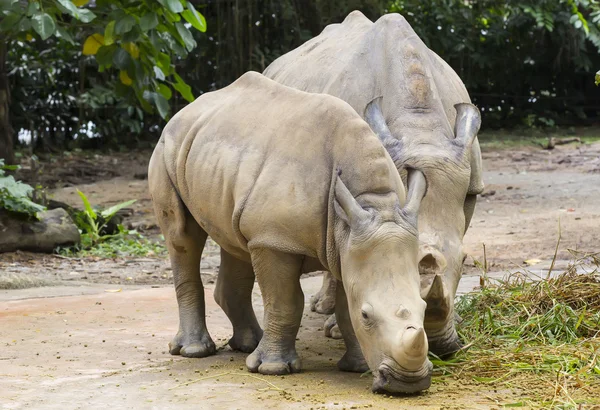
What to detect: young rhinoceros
<box><xmin>148</xmin><ymin>71</ymin><xmax>432</xmax><ymax>393</ymax></box>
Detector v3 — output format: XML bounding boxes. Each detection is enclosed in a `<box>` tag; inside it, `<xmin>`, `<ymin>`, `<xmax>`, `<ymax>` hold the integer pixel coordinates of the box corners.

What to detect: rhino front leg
<box><xmin>334</xmin><ymin>281</ymin><xmax>368</xmax><ymax>373</ymax></box>
<box><xmin>246</xmin><ymin>248</ymin><xmax>304</xmax><ymax>375</ymax></box>
<box><xmin>310</xmin><ymin>271</ymin><xmax>337</xmax><ymax>314</ymax></box>
<box><xmin>214</xmin><ymin>248</ymin><xmax>263</xmax><ymax>353</ymax></box>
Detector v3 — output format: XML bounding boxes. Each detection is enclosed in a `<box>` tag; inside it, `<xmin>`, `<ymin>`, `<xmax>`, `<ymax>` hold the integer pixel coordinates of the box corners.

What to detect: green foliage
<box><xmin>60</xmin><ymin>189</ymin><xmax>164</xmax><ymax>258</ymax></box>
<box><xmin>59</xmin><ymin>226</ymin><xmax>166</xmax><ymax>258</ymax></box>
<box><xmin>388</xmin><ymin>0</ymin><xmax>600</xmax><ymax>127</ymax></box>
<box><xmin>0</xmin><ymin>0</ymin><xmax>207</xmax><ymax>120</ymax></box>
<box><xmin>74</xmin><ymin>189</ymin><xmax>135</xmax><ymax>244</ymax></box>
<box><xmin>0</xmin><ymin>158</ymin><xmax>45</xmax><ymax>217</ymax></box>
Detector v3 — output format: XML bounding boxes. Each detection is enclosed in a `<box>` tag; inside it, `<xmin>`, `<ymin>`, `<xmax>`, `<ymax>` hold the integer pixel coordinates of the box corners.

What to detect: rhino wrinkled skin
<box><xmin>264</xmin><ymin>11</ymin><xmax>484</xmax><ymax>356</ymax></box>
<box><xmin>149</xmin><ymin>72</ymin><xmax>433</xmax><ymax>393</ymax></box>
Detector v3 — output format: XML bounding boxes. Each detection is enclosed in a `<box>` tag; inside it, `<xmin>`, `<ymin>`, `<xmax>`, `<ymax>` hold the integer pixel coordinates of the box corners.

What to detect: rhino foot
<box><xmin>324</xmin><ymin>314</ymin><xmax>342</xmax><ymax>339</ymax></box>
<box><xmin>169</xmin><ymin>331</ymin><xmax>216</xmax><ymax>358</ymax></box>
<box><xmin>228</xmin><ymin>327</ymin><xmax>263</xmax><ymax>353</ymax></box>
<box><xmin>337</xmin><ymin>351</ymin><xmax>369</xmax><ymax>373</ymax></box>
<box><xmin>310</xmin><ymin>272</ymin><xmax>337</xmax><ymax>314</ymax></box>
<box><xmin>246</xmin><ymin>345</ymin><xmax>302</xmax><ymax>375</ymax></box>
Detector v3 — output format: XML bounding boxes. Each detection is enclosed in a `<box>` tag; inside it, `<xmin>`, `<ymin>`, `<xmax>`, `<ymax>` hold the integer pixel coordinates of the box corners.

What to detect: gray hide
<box><xmin>148</xmin><ymin>72</ymin><xmax>432</xmax><ymax>393</ymax></box>
<box><xmin>264</xmin><ymin>10</ymin><xmax>484</xmax><ymax>356</ymax></box>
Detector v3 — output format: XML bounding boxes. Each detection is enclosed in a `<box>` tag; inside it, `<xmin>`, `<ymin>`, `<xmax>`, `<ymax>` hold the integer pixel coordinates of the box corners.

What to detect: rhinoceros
<box><xmin>149</xmin><ymin>71</ymin><xmax>433</xmax><ymax>393</ymax></box>
<box><xmin>264</xmin><ymin>11</ymin><xmax>483</xmax><ymax>356</ymax></box>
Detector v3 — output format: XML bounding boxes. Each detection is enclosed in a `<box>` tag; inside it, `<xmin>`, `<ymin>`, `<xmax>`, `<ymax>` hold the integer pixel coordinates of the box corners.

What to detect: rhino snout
<box><xmin>390</xmin><ymin>326</ymin><xmax>429</xmax><ymax>372</ymax></box>
<box><xmin>371</xmin><ymin>358</ymin><xmax>433</xmax><ymax>395</ymax></box>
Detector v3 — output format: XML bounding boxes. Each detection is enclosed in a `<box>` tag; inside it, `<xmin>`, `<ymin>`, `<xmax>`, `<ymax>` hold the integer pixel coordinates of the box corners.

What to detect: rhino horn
<box><xmin>402</xmin><ymin>168</ymin><xmax>427</xmax><ymax>220</ymax></box>
<box><xmin>334</xmin><ymin>175</ymin><xmax>371</xmax><ymax>230</ymax></box>
<box><xmin>405</xmin><ymin>327</ymin><xmax>427</xmax><ymax>355</ymax></box>
<box><xmin>395</xmin><ymin>326</ymin><xmax>428</xmax><ymax>370</ymax></box>
<box><xmin>454</xmin><ymin>103</ymin><xmax>481</xmax><ymax>150</ymax></box>
<box><xmin>365</xmin><ymin>98</ymin><xmax>402</xmax><ymax>166</ymax></box>
<box><xmin>425</xmin><ymin>274</ymin><xmax>450</xmax><ymax>314</ymax></box>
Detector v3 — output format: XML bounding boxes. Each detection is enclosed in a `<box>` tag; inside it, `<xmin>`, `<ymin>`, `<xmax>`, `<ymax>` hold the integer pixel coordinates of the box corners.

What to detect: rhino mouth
<box><xmin>371</xmin><ymin>359</ymin><xmax>433</xmax><ymax>395</ymax></box>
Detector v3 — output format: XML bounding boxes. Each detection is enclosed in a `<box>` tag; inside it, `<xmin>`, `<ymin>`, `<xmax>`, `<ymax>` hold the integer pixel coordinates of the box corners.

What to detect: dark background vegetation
<box><xmin>2</xmin><ymin>0</ymin><xmax>600</xmax><ymax>161</ymax></box>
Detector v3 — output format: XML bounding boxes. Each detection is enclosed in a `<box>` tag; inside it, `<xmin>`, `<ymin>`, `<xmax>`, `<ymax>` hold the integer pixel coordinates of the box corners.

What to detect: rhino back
<box><xmin>265</xmin><ymin>11</ymin><xmax>467</xmax><ymax>141</ymax></box>
<box><xmin>160</xmin><ymin>72</ymin><xmax>401</xmax><ymax>264</ymax></box>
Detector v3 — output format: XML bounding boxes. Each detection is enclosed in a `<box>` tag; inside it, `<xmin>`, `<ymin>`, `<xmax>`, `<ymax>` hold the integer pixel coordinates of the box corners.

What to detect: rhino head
<box><xmin>334</xmin><ymin>170</ymin><xmax>432</xmax><ymax>393</ymax></box>
<box><xmin>365</xmin><ymin>99</ymin><xmax>482</xmax><ymax>357</ymax></box>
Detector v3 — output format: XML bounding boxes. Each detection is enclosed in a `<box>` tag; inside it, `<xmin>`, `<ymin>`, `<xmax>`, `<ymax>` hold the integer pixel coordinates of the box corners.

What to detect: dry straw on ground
<box><xmin>436</xmin><ymin>250</ymin><xmax>600</xmax><ymax>408</ymax></box>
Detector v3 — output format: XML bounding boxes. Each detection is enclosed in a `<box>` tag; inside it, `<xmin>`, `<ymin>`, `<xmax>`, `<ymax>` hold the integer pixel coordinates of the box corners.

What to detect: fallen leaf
<box><xmin>524</xmin><ymin>259</ymin><xmax>542</xmax><ymax>266</ymax></box>
<box><xmin>105</xmin><ymin>289</ymin><xmax>122</xmax><ymax>293</ymax></box>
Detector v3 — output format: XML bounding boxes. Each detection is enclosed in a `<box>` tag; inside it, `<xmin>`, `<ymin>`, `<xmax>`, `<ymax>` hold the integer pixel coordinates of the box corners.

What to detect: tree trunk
<box><xmin>0</xmin><ymin>34</ymin><xmax>15</xmax><ymax>165</ymax></box>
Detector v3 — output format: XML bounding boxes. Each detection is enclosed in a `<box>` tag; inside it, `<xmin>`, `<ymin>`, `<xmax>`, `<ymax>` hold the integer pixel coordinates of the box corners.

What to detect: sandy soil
<box><xmin>1</xmin><ymin>278</ymin><xmax>529</xmax><ymax>410</ymax></box>
<box><xmin>1</xmin><ymin>141</ymin><xmax>600</xmax><ymax>408</ymax></box>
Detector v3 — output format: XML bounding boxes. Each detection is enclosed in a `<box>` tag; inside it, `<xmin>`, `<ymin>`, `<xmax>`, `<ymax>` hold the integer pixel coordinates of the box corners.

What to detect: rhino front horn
<box><xmin>406</xmin><ymin>327</ymin><xmax>427</xmax><ymax>356</ymax></box>
<box><xmin>395</xmin><ymin>326</ymin><xmax>428</xmax><ymax>371</ymax></box>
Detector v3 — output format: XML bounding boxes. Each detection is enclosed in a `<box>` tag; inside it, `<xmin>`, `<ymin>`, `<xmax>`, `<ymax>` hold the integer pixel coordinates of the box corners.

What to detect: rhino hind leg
<box><xmin>214</xmin><ymin>248</ymin><xmax>263</xmax><ymax>353</ymax></box>
<box><xmin>310</xmin><ymin>271</ymin><xmax>337</xmax><ymax>314</ymax></box>
<box><xmin>150</xmin><ymin>157</ymin><xmax>215</xmax><ymax>359</ymax></box>
<box><xmin>334</xmin><ymin>281</ymin><xmax>368</xmax><ymax>373</ymax></box>
<box><xmin>246</xmin><ymin>248</ymin><xmax>304</xmax><ymax>375</ymax></box>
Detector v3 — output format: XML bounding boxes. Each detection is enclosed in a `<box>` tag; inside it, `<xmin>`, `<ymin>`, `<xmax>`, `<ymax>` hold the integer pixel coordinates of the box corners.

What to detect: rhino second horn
<box><xmin>425</xmin><ymin>275</ymin><xmax>451</xmax><ymax>313</ymax></box>
<box><xmin>453</xmin><ymin>103</ymin><xmax>481</xmax><ymax>149</ymax></box>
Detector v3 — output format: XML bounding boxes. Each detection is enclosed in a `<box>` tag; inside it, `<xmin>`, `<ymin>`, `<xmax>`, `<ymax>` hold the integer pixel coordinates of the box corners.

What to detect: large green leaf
<box><xmin>26</xmin><ymin>1</ymin><xmax>39</xmax><ymax>16</ymax></box>
<box><xmin>160</xmin><ymin>0</ymin><xmax>184</xmax><ymax>14</ymax></box>
<box><xmin>115</xmin><ymin>14</ymin><xmax>136</xmax><ymax>34</ymax></box>
<box><xmin>0</xmin><ymin>0</ymin><xmax>18</xmax><ymax>10</ymax></box>
<box><xmin>55</xmin><ymin>0</ymin><xmax>96</xmax><ymax>23</ymax></box>
<box><xmin>175</xmin><ymin>21</ymin><xmax>196</xmax><ymax>51</ymax></box>
<box><xmin>55</xmin><ymin>25</ymin><xmax>75</xmax><ymax>44</ymax></box>
<box><xmin>172</xmin><ymin>72</ymin><xmax>194</xmax><ymax>102</ymax></box>
<box><xmin>153</xmin><ymin>66</ymin><xmax>166</xmax><ymax>81</ymax></box>
<box><xmin>104</xmin><ymin>20</ymin><xmax>115</xmax><ymax>45</ymax></box>
<box><xmin>0</xmin><ymin>12</ymin><xmax>22</xmax><ymax>32</ymax></box>
<box><xmin>182</xmin><ymin>2</ymin><xmax>206</xmax><ymax>32</ymax></box>
<box><xmin>0</xmin><ymin>174</ymin><xmax>45</xmax><ymax>217</ymax></box>
<box><xmin>95</xmin><ymin>45</ymin><xmax>115</xmax><ymax>67</ymax></box>
<box><xmin>76</xmin><ymin>190</ymin><xmax>97</xmax><ymax>219</ymax></box>
<box><xmin>112</xmin><ymin>47</ymin><xmax>132</xmax><ymax>70</ymax></box>
<box><xmin>31</xmin><ymin>12</ymin><xmax>56</xmax><ymax>40</ymax></box>
<box><xmin>100</xmin><ymin>199</ymin><xmax>136</xmax><ymax>220</ymax></box>
<box><xmin>156</xmin><ymin>52</ymin><xmax>171</xmax><ymax>74</ymax></box>
<box><xmin>139</xmin><ymin>12</ymin><xmax>158</xmax><ymax>31</ymax></box>
<box><xmin>157</xmin><ymin>83</ymin><xmax>172</xmax><ymax>100</ymax></box>
<box><xmin>143</xmin><ymin>91</ymin><xmax>169</xmax><ymax>119</ymax></box>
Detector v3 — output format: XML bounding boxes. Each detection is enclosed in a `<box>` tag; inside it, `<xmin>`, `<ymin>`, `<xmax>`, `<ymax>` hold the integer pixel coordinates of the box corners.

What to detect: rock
<box><xmin>0</xmin><ymin>208</ymin><xmax>80</xmax><ymax>253</ymax></box>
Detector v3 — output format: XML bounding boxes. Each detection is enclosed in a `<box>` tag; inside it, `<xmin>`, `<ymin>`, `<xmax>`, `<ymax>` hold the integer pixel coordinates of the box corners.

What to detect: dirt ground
<box><xmin>1</xmin><ymin>140</ymin><xmax>600</xmax><ymax>408</ymax></box>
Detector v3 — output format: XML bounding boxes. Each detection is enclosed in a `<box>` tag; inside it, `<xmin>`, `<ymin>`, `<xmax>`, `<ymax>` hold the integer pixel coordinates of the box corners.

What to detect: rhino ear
<box><xmin>402</xmin><ymin>169</ymin><xmax>427</xmax><ymax>220</ymax></box>
<box><xmin>334</xmin><ymin>176</ymin><xmax>372</xmax><ymax>231</ymax></box>
<box><xmin>365</xmin><ymin>98</ymin><xmax>402</xmax><ymax>166</ymax></box>
<box><xmin>454</xmin><ymin>103</ymin><xmax>481</xmax><ymax>150</ymax></box>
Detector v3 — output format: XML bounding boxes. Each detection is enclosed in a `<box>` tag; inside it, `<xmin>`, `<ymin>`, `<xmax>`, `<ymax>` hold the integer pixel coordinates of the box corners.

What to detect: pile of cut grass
<box><xmin>433</xmin><ymin>251</ymin><xmax>600</xmax><ymax>408</ymax></box>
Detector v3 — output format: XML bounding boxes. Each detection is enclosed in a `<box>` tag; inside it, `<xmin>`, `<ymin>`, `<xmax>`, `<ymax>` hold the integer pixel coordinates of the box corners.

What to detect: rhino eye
<box><xmin>360</xmin><ymin>303</ymin><xmax>374</xmax><ymax>323</ymax></box>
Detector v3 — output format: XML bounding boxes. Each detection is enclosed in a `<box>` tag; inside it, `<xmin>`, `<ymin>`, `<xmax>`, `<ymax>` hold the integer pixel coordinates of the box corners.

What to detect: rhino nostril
<box><xmin>419</xmin><ymin>253</ymin><xmax>439</xmax><ymax>275</ymax></box>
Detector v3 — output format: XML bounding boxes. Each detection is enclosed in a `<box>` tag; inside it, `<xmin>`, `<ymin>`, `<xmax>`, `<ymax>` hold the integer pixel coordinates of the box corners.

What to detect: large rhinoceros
<box><xmin>149</xmin><ymin>71</ymin><xmax>433</xmax><ymax>393</ymax></box>
<box><xmin>264</xmin><ymin>11</ymin><xmax>484</xmax><ymax>356</ymax></box>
